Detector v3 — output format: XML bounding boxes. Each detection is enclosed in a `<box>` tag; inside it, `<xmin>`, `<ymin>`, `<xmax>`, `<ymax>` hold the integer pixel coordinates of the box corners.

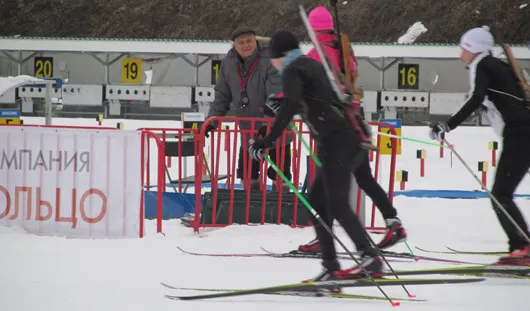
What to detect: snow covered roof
<box><xmin>0</xmin><ymin>75</ymin><xmax>54</xmax><ymax>96</ymax></box>
<box><xmin>0</xmin><ymin>37</ymin><xmax>529</xmax><ymax>60</ymax></box>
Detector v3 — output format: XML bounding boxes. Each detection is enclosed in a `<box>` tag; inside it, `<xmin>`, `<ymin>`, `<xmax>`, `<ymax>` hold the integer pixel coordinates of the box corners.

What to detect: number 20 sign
<box><xmin>34</xmin><ymin>57</ymin><xmax>54</xmax><ymax>78</ymax></box>
<box><xmin>121</xmin><ymin>58</ymin><xmax>142</xmax><ymax>84</ymax></box>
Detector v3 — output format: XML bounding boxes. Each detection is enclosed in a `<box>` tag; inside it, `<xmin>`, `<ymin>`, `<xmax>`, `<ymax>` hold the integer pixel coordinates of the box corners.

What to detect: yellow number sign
<box><xmin>211</xmin><ymin>60</ymin><xmax>221</xmax><ymax>85</ymax></box>
<box><xmin>34</xmin><ymin>57</ymin><xmax>54</xmax><ymax>78</ymax></box>
<box><xmin>121</xmin><ymin>58</ymin><xmax>142</xmax><ymax>83</ymax></box>
<box><xmin>398</xmin><ymin>64</ymin><xmax>419</xmax><ymax>90</ymax></box>
<box><xmin>379</xmin><ymin>119</ymin><xmax>402</xmax><ymax>155</ymax></box>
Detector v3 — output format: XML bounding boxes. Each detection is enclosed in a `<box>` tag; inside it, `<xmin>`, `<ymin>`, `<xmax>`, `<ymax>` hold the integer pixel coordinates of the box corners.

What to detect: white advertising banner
<box><xmin>0</xmin><ymin>126</ymin><xmax>143</xmax><ymax>238</ymax></box>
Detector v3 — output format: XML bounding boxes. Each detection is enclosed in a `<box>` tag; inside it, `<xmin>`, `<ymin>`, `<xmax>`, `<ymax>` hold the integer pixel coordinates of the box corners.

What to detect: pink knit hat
<box><xmin>308</xmin><ymin>6</ymin><xmax>334</xmax><ymax>31</ymax></box>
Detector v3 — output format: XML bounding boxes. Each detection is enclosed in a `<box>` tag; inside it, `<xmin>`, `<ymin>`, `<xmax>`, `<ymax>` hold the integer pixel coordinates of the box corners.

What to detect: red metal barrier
<box><xmin>188</xmin><ymin>117</ymin><xmax>302</xmax><ymax>230</ymax></box>
<box><xmin>137</xmin><ymin>129</ymin><xmax>166</xmax><ymax>235</ymax></box>
<box><xmin>367</xmin><ymin>122</ymin><xmax>398</xmax><ymax>231</ymax></box>
<box><xmin>137</xmin><ymin>127</ymin><xmax>203</xmax><ymax>235</ymax></box>
<box><xmin>135</xmin><ymin>117</ymin><xmax>397</xmax><ymax>234</ymax></box>
<box><xmin>180</xmin><ymin>117</ymin><xmax>398</xmax><ymax>233</ymax></box>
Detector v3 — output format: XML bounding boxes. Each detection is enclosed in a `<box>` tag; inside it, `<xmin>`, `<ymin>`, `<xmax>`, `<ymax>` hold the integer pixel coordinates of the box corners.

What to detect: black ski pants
<box><xmin>491</xmin><ymin>126</ymin><xmax>530</xmax><ymax>252</ymax></box>
<box><xmin>353</xmin><ymin>150</ymin><xmax>398</xmax><ymax>219</ymax></box>
<box><xmin>308</xmin><ymin>128</ymin><xmax>376</xmax><ymax>271</ymax></box>
<box><xmin>310</xmin><ymin>147</ymin><xmax>397</xmax><ymax>226</ymax></box>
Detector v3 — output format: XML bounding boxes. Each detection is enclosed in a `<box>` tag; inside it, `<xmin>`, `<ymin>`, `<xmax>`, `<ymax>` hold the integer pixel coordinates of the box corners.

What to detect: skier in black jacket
<box><xmin>430</xmin><ymin>26</ymin><xmax>530</xmax><ymax>265</ymax></box>
<box><xmin>249</xmin><ymin>30</ymin><xmax>383</xmax><ymax>284</ymax></box>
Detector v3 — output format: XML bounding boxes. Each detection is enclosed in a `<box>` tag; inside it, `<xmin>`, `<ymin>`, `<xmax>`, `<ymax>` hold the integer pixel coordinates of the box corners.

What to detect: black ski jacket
<box><xmin>446</xmin><ymin>53</ymin><xmax>530</xmax><ymax>135</ymax></box>
<box><xmin>263</xmin><ymin>56</ymin><xmax>356</xmax><ymax>145</ymax></box>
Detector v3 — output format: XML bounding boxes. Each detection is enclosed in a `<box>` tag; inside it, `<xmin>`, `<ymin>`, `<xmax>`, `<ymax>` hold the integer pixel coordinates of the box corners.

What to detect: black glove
<box><xmin>248</xmin><ymin>138</ymin><xmax>274</xmax><ymax>161</ymax></box>
<box><xmin>429</xmin><ymin>122</ymin><xmax>450</xmax><ymax>141</ymax></box>
<box><xmin>203</xmin><ymin>124</ymin><xmax>216</xmax><ymax>138</ymax></box>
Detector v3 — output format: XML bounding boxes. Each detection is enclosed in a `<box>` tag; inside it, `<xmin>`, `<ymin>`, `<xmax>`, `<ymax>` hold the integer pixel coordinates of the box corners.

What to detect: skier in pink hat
<box><xmin>306</xmin><ymin>6</ymin><xmax>369</xmax><ymax>144</ymax></box>
<box><xmin>306</xmin><ymin>6</ymin><xmax>362</xmax><ymax>98</ymax></box>
<box><xmin>293</xmin><ymin>5</ymin><xmax>408</xmax><ymax>256</ymax></box>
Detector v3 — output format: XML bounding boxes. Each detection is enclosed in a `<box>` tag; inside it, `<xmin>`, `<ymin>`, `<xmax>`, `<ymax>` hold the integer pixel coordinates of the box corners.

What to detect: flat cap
<box><xmin>231</xmin><ymin>26</ymin><xmax>256</xmax><ymax>41</ymax></box>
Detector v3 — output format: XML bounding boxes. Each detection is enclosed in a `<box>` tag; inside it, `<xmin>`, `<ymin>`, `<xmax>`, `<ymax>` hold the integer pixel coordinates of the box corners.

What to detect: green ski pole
<box><xmin>378</xmin><ymin>132</ymin><xmax>453</xmax><ymax>149</ymax></box>
<box><xmin>260</xmin><ymin>152</ymin><xmax>398</xmax><ymax>304</ymax></box>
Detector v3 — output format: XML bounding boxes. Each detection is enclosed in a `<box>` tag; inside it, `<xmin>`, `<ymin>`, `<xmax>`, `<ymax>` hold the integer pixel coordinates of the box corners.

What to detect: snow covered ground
<box><xmin>1</xmin><ymin>116</ymin><xmax>529</xmax><ymax>311</ymax></box>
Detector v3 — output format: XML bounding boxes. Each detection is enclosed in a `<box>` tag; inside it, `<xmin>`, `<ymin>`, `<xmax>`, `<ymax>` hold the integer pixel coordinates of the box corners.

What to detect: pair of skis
<box><xmin>166</xmin><ymin>246</ymin><xmax>529</xmax><ymax>301</ymax></box>
<box><xmin>161</xmin><ymin>281</ymin><xmax>426</xmax><ymax>301</ymax></box>
<box><xmin>177</xmin><ymin>245</ymin><xmax>489</xmax><ymax>265</ymax></box>
<box><xmin>175</xmin><ymin>246</ymin><xmax>530</xmax><ymax>278</ymax></box>
<box><xmin>162</xmin><ymin>277</ymin><xmax>484</xmax><ymax>301</ymax></box>
<box><xmin>416</xmin><ymin>246</ymin><xmax>508</xmax><ymax>256</ymax></box>
<box><xmin>162</xmin><ymin>265</ymin><xmax>530</xmax><ymax>301</ymax></box>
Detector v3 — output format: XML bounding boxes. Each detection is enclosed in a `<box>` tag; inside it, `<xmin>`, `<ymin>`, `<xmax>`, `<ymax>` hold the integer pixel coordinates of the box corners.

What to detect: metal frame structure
<box><xmin>1</xmin><ymin>37</ymin><xmax>528</xmax><ymax>123</ymax></box>
<box><xmin>1</xmin><ymin>37</ymin><xmax>529</xmax><ymax>89</ymax></box>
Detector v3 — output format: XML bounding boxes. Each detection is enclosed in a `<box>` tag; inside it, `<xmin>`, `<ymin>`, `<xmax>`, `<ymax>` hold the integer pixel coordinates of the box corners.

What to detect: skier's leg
<box><xmin>306</xmin><ymin>172</ymin><xmax>338</xmax><ymax>271</ymax></box>
<box><xmin>492</xmin><ymin>135</ymin><xmax>530</xmax><ymax>259</ymax></box>
<box><xmin>302</xmin><ymin>171</ymin><xmax>344</xmax><ymax>292</ymax></box>
<box><xmin>353</xmin><ymin>151</ymin><xmax>407</xmax><ymax>249</ymax></box>
<box><xmin>296</xmin><ymin>144</ymin><xmax>326</xmax><ymax>253</ymax></box>
<box><xmin>322</xmin><ymin>137</ymin><xmax>382</xmax><ymax>279</ymax></box>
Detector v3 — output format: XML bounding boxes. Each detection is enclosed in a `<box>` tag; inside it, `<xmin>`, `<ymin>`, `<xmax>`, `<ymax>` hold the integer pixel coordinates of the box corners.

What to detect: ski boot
<box><xmin>497</xmin><ymin>244</ymin><xmax>530</xmax><ymax>266</ymax></box>
<box><xmin>377</xmin><ymin>217</ymin><xmax>407</xmax><ymax>250</ymax></box>
<box><xmin>291</xmin><ymin>237</ymin><xmax>321</xmax><ymax>254</ymax></box>
<box><xmin>334</xmin><ymin>253</ymin><xmax>384</xmax><ymax>279</ymax></box>
<box><xmin>301</xmin><ymin>261</ymin><xmax>342</xmax><ymax>293</ymax></box>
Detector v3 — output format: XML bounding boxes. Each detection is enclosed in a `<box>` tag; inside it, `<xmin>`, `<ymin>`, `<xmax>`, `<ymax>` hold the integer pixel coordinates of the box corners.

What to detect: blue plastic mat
<box><xmin>144</xmin><ymin>185</ymin><xmax>530</xmax><ymax>199</ymax></box>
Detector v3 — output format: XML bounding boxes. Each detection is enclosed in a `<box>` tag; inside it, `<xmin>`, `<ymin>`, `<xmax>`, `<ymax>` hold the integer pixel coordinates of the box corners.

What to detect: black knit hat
<box><xmin>269</xmin><ymin>30</ymin><xmax>300</xmax><ymax>58</ymax></box>
<box><xmin>231</xmin><ymin>26</ymin><xmax>256</xmax><ymax>41</ymax></box>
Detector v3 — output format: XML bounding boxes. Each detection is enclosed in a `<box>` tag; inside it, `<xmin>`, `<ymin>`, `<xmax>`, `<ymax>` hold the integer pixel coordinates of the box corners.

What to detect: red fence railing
<box><xmin>138</xmin><ymin>116</ymin><xmax>398</xmax><ymax>234</ymax></box>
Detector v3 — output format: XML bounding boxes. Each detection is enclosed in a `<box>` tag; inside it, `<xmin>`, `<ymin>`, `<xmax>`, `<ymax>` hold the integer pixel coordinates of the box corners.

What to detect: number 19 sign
<box><xmin>121</xmin><ymin>58</ymin><xmax>142</xmax><ymax>84</ymax></box>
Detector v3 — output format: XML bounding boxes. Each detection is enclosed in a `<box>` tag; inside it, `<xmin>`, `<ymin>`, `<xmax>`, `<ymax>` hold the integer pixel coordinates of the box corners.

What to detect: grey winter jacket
<box><xmin>207</xmin><ymin>43</ymin><xmax>281</xmax><ymax>130</ymax></box>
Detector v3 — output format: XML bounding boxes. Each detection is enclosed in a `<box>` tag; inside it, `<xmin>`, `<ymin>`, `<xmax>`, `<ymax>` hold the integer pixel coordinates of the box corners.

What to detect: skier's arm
<box><xmin>446</xmin><ymin>63</ymin><xmax>489</xmax><ymax>130</ymax></box>
<box><xmin>263</xmin><ymin>68</ymin><xmax>302</xmax><ymax>144</ymax></box>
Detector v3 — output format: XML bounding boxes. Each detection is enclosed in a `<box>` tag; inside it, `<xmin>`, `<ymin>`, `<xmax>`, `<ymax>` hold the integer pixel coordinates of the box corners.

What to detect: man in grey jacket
<box><xmin>205</xmin><ymin>26</ymin><xmax>292</xmax><ymax>191</ymax></box>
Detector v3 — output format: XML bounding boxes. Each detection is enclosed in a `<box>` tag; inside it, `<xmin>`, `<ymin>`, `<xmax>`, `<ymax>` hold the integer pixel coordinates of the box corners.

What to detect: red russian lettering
<box><xmin>80</xmin><ymin>189</ymin><xmax>107</xmax><ymax>224</ymax></box>
<box><xmin>14</xmin><ymin>186</ymin><xmax>31</xmax><ymax>220</ymax></box>
<box><xmin>36</xmin><ymin>187</ymin><xmax>53</xmax><ymax>221</ymax></box>
<box><xmin>0</xmin><ymin>186</ymin><xmax>10</xmax><ymax>218</ymax></box>
<box><xmin>55</xmin><ymin>188</ymin><xmax>78</xmax><ymax>228</ymax></box>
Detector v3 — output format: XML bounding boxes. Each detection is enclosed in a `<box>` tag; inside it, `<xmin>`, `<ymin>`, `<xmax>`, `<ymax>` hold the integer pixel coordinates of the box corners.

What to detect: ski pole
<box><xmin>288</xmin><ymin>122</ymin><xmax>321</xmax><ymax>166</ymax></box>
<box><xmin>378</xmin><ymin>132</ymin><xmax>453</xmax><ymax>149</ymax></box>
<box><xmin>443</xmin><ymin>137</ymin><xmax>530</xmax><ymax>245</ymax></box>
<box><xmin>260</xmin><ymin>149</ymin><xmax>399</xmax><ymax>307</ymax></box>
